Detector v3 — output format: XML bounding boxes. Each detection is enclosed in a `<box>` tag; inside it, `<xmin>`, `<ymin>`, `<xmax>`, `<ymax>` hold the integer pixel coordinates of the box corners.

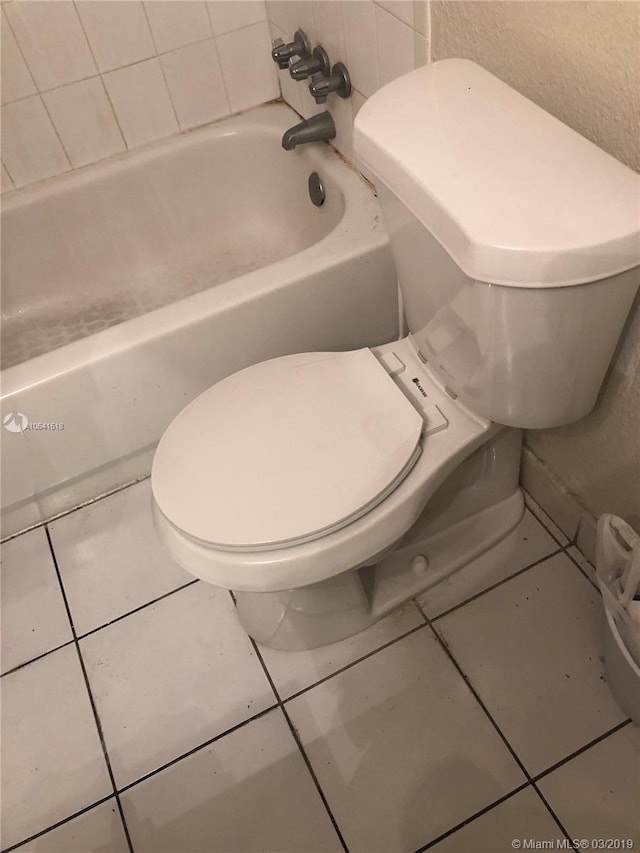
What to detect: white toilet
<box><xmin>151</xmin><ymin>60</ymin><xmax>640</xmax><ymax>650</ymax></box>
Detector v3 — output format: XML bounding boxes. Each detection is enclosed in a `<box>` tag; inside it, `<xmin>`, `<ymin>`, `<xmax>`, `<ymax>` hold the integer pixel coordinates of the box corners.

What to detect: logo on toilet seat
<box><xmin>411</xmin><ymin>377</ymin><xmax>427</xmax><ymax>397</ymax></box>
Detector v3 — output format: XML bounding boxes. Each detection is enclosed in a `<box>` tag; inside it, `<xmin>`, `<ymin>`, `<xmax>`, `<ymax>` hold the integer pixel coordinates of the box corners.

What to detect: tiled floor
<box><xmin>1</xmin><ymin>479</ymin><xmax>638</xmax><ymax>853</ymax></box>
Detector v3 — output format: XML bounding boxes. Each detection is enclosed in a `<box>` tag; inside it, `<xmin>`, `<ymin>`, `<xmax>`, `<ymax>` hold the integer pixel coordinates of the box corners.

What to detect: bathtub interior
<box><xmin>0</xmin><ymin>104</ymin><xmax>398</xmax><ymax>537</ymax></box>
<box><xmin>1</xmin><ymin>119</ymin><xmax>345</xmax><ymax>369</ymax></box>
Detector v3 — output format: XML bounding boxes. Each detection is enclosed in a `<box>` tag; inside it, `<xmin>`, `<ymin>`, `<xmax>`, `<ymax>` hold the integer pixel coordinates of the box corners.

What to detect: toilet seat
<box><xmin>152</xmin><ymin>348</ymin><xmax>424</xmax><ymax>551</ymax></box>
<box><xmin>152</xmin><ymin>338</ymin><xmax>497</xmax><ymax>593</ymax></box>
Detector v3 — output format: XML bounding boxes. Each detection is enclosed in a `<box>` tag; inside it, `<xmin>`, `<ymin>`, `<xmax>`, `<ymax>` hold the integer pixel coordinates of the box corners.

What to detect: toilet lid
<box><xmin>152</xmin><ymin>348</ymin><xmax>424</xmax><ymax>551</ymax></box>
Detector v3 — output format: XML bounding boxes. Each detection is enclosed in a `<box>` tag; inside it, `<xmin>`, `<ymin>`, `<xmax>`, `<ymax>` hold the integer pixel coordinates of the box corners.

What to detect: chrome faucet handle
<box><xmin>309</xmin><ymin>62</ymin><xmax>351</xmax><ymax>104</ymax></box>
<box><xmin>288</xmin><ymin>45</ymin><xmax>330</xmax><ymax>81</ymax></box>
<box><xmin>271</xmin><ymin>29</ymin><xmax>311</xmax><ymax>69</ymax></box>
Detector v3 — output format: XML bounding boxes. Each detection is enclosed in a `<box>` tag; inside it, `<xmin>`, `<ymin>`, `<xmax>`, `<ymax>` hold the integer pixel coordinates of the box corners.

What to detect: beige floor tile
<box><xmin>50</xmin><ymin>480</ymin><xmax>192</xmax><ymax>635</ymax></box>
<box><xmin>122</xmin><ymin>709</ymin><xmax>343</xmax><ymax>852</ymax></box>
<box><xmin>80</xmin><ymin>583</ymin><xmax>275</xmax><ymax>788</ymax></box>
<box><xmin>287</xmin><ymin>628</ymin><xmax>525</xmax><ymax>852</ymax></box>
<box><xmin>259</xmin><ymin>601</ymin><xmax>424</xmax><ymax>699</ymax></box>
<box><xmin>538</xmin><ymin>724</ymin><xmax>640</xmax><ymax>845</ymax></box>
<box><xmin>567</xmin><ymin>545</ymin><xmax>598</xmax><ymax>587</ymax></box>
<box><xmin>1</xmin><ymin>527</ymin><xmax>72</xmax><ymax>673</ymax></box>
<box><xmin>418</xmin><ymin>509</ymin><xmax>559</xmax><ymax>619</ymax></box>
<box><xmin>436</xmin><ymin>552</ymin><xmax>626</xmax><ymax>776</ymax></box>
<box><xmin>523</xmin><ymin>491</ymin><xmax>571</xmax><ymax>546</ymax></box>
<box><xmin>14</xmin><ymin>801</ymin><xmax>129</xmax><ymax>852</ymax></box>
<box><xmin>1</xmin><ymin>646</ymin><xmax>112</xmax><ymax>849</ymax></box>
<box><xmin>430</xmin><ymin>787</ymin><xmax>562</xmax><ymax>852</ymax></box>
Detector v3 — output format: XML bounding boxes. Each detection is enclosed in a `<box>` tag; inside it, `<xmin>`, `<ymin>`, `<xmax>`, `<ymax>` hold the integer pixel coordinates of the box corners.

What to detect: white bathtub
<box><xmin>1</xmin><ymin>103</ymin><xmax>397</xmax><ymax>537</ymax></box>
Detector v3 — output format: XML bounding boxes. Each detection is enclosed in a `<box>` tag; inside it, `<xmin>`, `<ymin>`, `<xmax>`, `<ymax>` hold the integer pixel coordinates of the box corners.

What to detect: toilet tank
<box><xmin>354</xmin><ymin>60</ymin><xmax>640</xmax><ymax>428</ymax></box>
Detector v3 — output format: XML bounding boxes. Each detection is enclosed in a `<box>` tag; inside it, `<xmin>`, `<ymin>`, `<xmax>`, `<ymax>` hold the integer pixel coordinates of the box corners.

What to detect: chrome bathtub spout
<box><xmin>281</xmin><ymin>112</ymin><xmax>336</xmax><ymax>150</ymax></box>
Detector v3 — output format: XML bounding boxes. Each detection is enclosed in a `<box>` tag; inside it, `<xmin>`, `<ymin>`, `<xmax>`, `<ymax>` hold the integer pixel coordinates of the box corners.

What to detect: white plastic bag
<box><xmin>596</xmin><ymin>514</ymin><xmax>640</xmax><ymax>669</ymax></box>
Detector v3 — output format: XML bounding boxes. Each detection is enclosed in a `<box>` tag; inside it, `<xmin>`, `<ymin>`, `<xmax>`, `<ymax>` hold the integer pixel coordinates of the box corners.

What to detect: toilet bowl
<box><xmin>151</xmin><ymin>60</ymin><xmax>640</xmax><ymax>650</ymax></box>
<box><xmin>153</xmin><ymin>337</ymin><xmax>523</xmax><ymax>649</ymax></box>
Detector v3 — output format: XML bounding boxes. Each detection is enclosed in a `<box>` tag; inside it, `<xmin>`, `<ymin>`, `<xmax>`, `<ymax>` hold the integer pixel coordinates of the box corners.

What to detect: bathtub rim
<box><xmin>1</xmin><ymin>102</ymin><xmax>388</xmax><ymax>398</ymax></box>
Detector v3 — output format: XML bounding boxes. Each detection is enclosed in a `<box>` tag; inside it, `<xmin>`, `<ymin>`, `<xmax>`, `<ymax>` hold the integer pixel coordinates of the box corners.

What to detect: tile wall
<box><xmin>0</xmin><ymin>1</ymin><xmax>279</xmax><ymax>191</ymax></box>
<box><xmin>266</xmin><ymin>0</ymin><xmax>430</xmax><ymax>162</ymax></box>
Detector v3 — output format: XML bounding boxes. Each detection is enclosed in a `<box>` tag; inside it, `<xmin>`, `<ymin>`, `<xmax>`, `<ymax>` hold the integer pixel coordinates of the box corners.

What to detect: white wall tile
<box><xmin>414</xmin><ymin>30</ymin><xmax>429</xmax><ymax>67</ymax></box>
<box><xmin>285</xmin><ymin>0</ymin><xmax>317</xmax><ymax>45</ymax></box>
<box><xmin>328</xmin><ymin>89</ymin><xmax>353</xmax><ymax>160</ymax></box>
<box><xmin>207</xmin><ymin>0</ymin><xmax>266</xmax><ymax>36</ymax></box>
<box><xmin>376</xmin><ymin>0</ymin><xmax>414</xmax><ymax>27</ymax></box>
<box><xmin>144</xmin><ymin>1</ymin><xmax>211</xmax><ymax>54</ymax></box>
<box><xmin>376</xmin><ymin>4</ymin><xmax>415</xmax><ymax>86</ymax></box>
<box><xmin>343</xmin><ymin>0</ymin><xmax>379</xmax><ymax>98</ymax></box>
<box><xmin>298</xmin><ymin>83</ymin><xmax>326</xmax><ymax>122</ymax></box>
<box><xmin>268</xmin><ymin>22</ymin><xmax>301</xmax><ymax>114</ymax></box>
<box><xmin>1</xmin><ymin>10</ymin><xmax>37</xmax><ymax>103</ymax></box>
<box><xmin>5</xmin><ymin>1</ymin><xmax>96</xmax><ymax>91</ymax></box>
<box><xmin>313</xmin><ymin>0</ymin><xmax>346</xmax><ymax>64</ymax></box>
<box><xmin>216</xmin><ymin>20</ymin><xmax>279</xmax><ymax>112</ymax></box>
<box><xmin>414</xmin><ymin>0</ymin><xmax>429</xmax><ymax>37</ymax></box>
<box><xmin>351</xmin><ymin>87</ymin><xmax>367</xmax><ymax>121</ymax></box>
<box><xmin>103</xmin><ymin>58</ymin><xmax>179</xmax><ymax>148</ymax></box>
<box><xmin>265</xmin><ymin>1</ymin><xmax>292</xmax><ymax>36</ymax></box>
<box><xmin>43</xmin><ymin>78</ymin><xmax>125</xmax><ymax>168</ymax></box>
<box><xmin>76</xmin><ymin>1</ymin><xmax>155</xmax><ymax>73</ymax></box>
<box><xmin>1</xmin><ymin>95</ymin><xmax>70</xmax><ymax>187</ymax></box>
<box><xmin>1</xmin><ymin>162</ymin><xmax>14</xmax><ymax>193</ymax></box>
<box><xmin>161</xmin><ymin>39</ymin><xmax>229</xmax><ymax>130</ymax></box>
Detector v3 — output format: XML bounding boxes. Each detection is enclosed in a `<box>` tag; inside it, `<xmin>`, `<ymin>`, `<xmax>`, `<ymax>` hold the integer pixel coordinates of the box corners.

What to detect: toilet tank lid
<box><xmin>354</xmin><ymin>60</ymin><xmax>640</xmax><ymax>288</ymax></box>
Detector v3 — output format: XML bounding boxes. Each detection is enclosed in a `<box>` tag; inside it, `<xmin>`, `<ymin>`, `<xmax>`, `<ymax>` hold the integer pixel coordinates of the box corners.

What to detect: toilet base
<box><xmin>235</xmin><ymin>429</ymin><xmax>524</xmax><ymax>650</ymax></box>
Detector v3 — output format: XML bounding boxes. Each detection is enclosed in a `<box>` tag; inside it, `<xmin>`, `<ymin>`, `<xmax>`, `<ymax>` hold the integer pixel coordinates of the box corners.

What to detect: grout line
<box><xmin>140</xmin><ymin>3</ymin><xmax>181</xmax><ymax>130</ymax></box>
<box><xmin>372</xmin><ymin>0</ymin><xmax>413</xmax><ymax>28</ymax></box>
<box><xmin>278</xmin><ymin>700</ymin><xmax>350</xmax><ymax>853</ymax></box>
<box><xmin>37</xmin><ymin>91</ymin><xmax>73</xmax><ymax>169</ymax></box>
<box><xmin>413</xmin><ymin>781</ymin><xmax>531</xmax><ymax>851</ymax></box>
<box><xmin>0</xmin><ymin>638</ymin><xmax>75</xmax><ymax>679</ymax></box>
<box><xmin>428</xmin><ymin>547</ymin><xmax>564</xmax><ymax>624</ymax></box>
<box><xmin>0</xmin><ymin>795</ymin><xmax>116</xmax><ymax>853</ymax></box>
<box><xmin>72</xmin><ymin>6</ymin><xmax>128</xmax><ymax>152</ymax></box>
<box><xmin>416</xmin><ymin>602</ymin><xmax>573</xmax><ymax>843</ymax></box>
<box><xmin>243</xmin><ymin>618</ymin><xmax>350</xmax><ymax>853</ymax></box>
<box><xmin>240</xmin><ymin>590</ymin><xmax>349</xmax><ymax>853</ymax></box>
<box><xmin>0</xmin><ymin>30</ymin><xmax>248</xmax><ymax>109</ymax></box>
<box><xmin>529</xmin><ymin>781</ymin><xmax>575</xmax><ymax>839</ymax></box>
<box><xmin>1</xmin><ymin>474</ymin><xmax>151</xmax><ymax>544</ymax></box>
<box><xmin>3</xmin><ymin>704</ymin><xmax>280</xmax><ymax>850</ymax></box>
<box><xmin>532</xmin><ymin>718</ymin><xmax>632</xmax><ymax>783</ymax></box>
<box><xmin>116</xmin><ymin>704</ymin><xmax>279</xmax><ymax>794</ymax></box>
<box><xmin>1</xmin><ymin>157</ymin><xmax>16</xmax><ymax>186</ymax></box>
<box><xmin>281</xmin><ymin>620</ymin><xmax>428</xmax><ymax>705</ymax></box>
<box><xmin>77</xmin><ymin>578</ymin><xmax>200</xmax><ymax>640</ymax></box>
<box><xmin>0</xmin><ymin>578</ymin><xmax>199</xmax><ymax>681</ymax></box>
<box><xmin>522</xmin><ymin>488</ymin><xmax>570</xmax><ymax>549</ymax></box>
<box><xmin>95</xmin><ymin>73</ymin><xmax>128</xmax><ymax>150</ymax></box>
<box><xmin>43</xmin><ymin>526</ymin><xmax>135</xmax><ymax>853</ymax></box>
<box><xmin>1</xmin><ymin>6</ymin><xmax>39</xmax><ymax>100</ymax></box>
<box><xmin>564</xmin><ymin>546</ymin><xmax>600</xmax><ymax>592</ymax></box>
